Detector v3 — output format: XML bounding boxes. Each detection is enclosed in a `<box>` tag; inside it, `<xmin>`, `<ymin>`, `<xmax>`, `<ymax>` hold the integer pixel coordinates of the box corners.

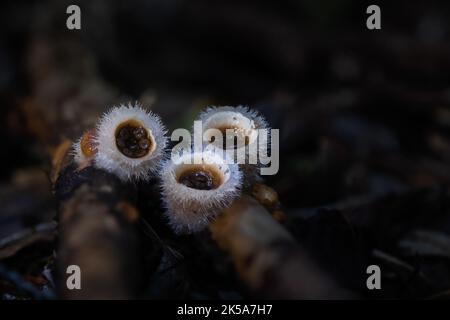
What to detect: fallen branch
<box><xmin>210</xmin><ymin>195</ymin><xmax>354</xmax><ymax>299</ymax></box>
<box><xmin>55</xmin><ymin>163</ymin><xmax>142</xmax><ymax>299</ymax></box>
<box><xmin>24</xmin><ymin>36</ymin><xmax>143</xmax><ymax>299</ymax></box>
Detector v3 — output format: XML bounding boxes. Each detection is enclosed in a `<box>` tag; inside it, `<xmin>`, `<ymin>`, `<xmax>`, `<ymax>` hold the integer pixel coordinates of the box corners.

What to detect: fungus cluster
<box><xmin>72</xmin><ymin>103</ymin><xmax>269</xmax><ymax>234</ymax></box>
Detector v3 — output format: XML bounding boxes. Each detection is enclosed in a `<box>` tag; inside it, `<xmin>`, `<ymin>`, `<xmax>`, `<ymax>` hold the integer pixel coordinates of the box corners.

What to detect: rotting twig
<box><xmin>210</xmin><ymin>195</ymin><xmax>354</xmax><ymax>299</ymax></box>
<box><xmin>24</xmin><ymin>36</ymin><xmax>144</xmax><ymax>299</ymax></box>
<box><xmin>55</xmin><ymin>163</ymin><xmax>142</xmax><ymax>299</ymax></box>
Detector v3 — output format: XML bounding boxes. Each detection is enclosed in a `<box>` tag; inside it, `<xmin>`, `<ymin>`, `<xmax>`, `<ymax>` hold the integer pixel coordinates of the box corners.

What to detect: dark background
<box><xmin>1</xmin><ymin>0</ymin><xmax>450</xmax><ymax>299</ymax></box>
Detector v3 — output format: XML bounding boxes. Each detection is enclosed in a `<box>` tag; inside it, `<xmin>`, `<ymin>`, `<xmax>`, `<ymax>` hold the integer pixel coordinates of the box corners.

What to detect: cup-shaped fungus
<box><xmin>198</xmin><ymin>106</ymin><xmax>269</xmax><ymax>186</ymax></box>
<box><xmin>72</xmin><ymin>129</ymin><xmax>98</xmax><ymax>167</ymax></box>
<box><xmin>94</xmin><ymin>103</ymin><xmax>167</xmax><ymax>181</ymax></box>
<box><xmin>160</xmin><ymin>147</ymin><xmax>242</xmax><ymax>234</ymax></box>
<box><xmin>200</xmin><ymin>106</ymin><xmax>267</xmax><ymax>149</ymax></box>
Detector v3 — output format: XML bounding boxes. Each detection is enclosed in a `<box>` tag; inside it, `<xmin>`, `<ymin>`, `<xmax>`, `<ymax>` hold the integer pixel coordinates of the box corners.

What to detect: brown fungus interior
<box><xmin>177</xmin><ymin>164</ymin><xmax>224</xmax><ymax>190</ymax></box>
<box><xmin>208</xmin><ymin>126</ymin><xmax>251</xmax><ymax>149</ymax></box>
<box><xmin>80</xmin><ymin>130</ymin><xmax>98</xmax><ymax>158</ymax></box>
<box><xmin>115</xmin><ymin>119</ymin><xmax>154</xmax><ymax>158</ymax></box>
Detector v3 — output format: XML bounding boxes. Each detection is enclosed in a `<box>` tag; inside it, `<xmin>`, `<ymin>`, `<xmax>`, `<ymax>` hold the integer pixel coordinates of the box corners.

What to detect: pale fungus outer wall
<box><xmin>160</xmin><ymin>148</ymin><xmax>243</xmax><ymax>234</ymax></box>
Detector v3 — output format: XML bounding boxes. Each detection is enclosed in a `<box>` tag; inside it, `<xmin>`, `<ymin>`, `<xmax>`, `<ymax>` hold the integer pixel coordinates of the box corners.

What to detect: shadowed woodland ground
<box><xmin>1</xmin><ymin>0</ymin><xmax>450</xmax><ymax>299</ymax></box>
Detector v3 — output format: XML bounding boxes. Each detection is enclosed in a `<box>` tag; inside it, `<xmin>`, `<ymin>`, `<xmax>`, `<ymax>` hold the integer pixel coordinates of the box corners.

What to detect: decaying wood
<box><xmin>210</xmin><ymin>195</ymin><xmax>354</xmax><ymax>299</ymax></box>
<box><xmin>55</xmin><ymin>164</ymin><xmax>142</xmax><ymax>299</ymax></box>
<box><xmin>24</xmin><ymin>35</ymin><xmax>144</xmax><ymax>299</ymax></box>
